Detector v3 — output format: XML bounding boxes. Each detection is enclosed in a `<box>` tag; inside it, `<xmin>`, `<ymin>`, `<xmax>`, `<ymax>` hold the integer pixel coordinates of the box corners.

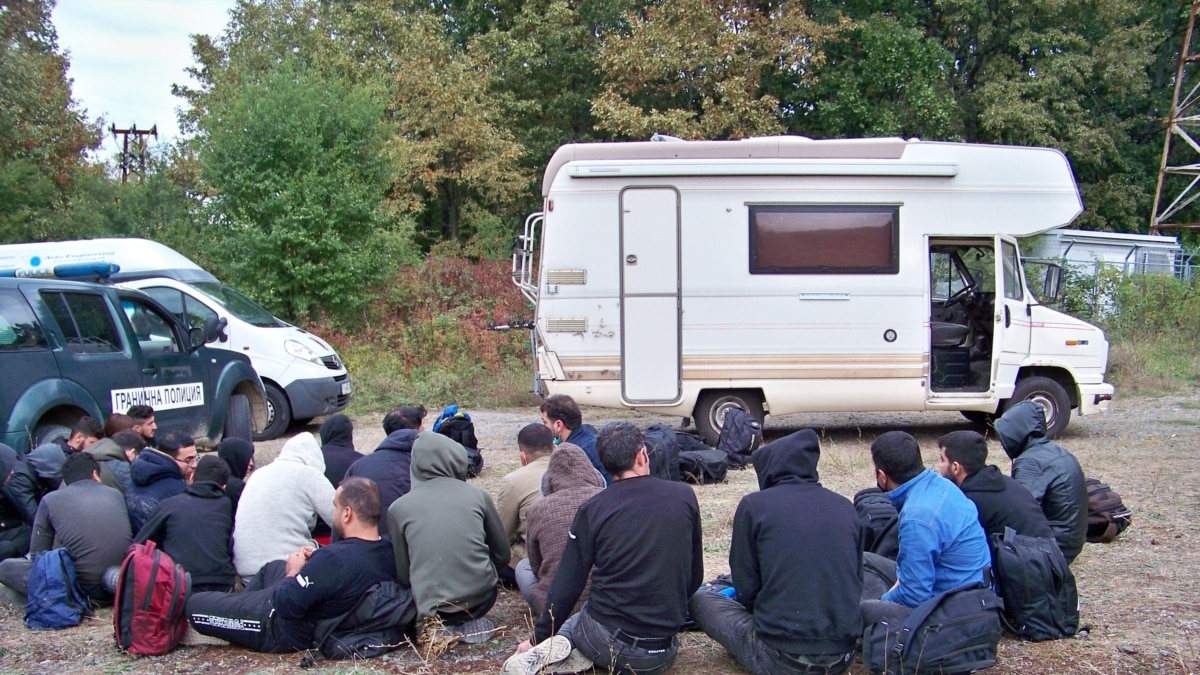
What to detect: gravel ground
<box><xmin>0</xmin><ymin>391</ymin><xmax>1196</xmax><ymax>673</ymax></box>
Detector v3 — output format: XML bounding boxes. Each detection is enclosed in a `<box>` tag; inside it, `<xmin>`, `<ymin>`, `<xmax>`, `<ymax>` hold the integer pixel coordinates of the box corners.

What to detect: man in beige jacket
<box><xmin>496</xmin><ymin>424</ymin><xmax>553</xmax><ymax>587</ymax></box>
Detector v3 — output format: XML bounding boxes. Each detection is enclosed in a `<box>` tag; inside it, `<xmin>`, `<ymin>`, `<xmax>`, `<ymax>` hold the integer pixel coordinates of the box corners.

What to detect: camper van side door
<box><xmin>995</xmin><ymin>237</ymin><xmax>1032</xmax><ymax>399</ymax></box>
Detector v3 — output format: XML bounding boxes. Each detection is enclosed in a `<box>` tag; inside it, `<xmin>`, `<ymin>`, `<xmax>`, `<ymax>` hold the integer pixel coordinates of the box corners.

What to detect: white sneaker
<box><xmin>501</xmin><ymin>635</ymin><xmax>575</xmax><ymax>675</ymax></box>
<box><xmin>546</xmin><ymin>648</ymin><xmax>594</xmax><ymax>673</ymax></box>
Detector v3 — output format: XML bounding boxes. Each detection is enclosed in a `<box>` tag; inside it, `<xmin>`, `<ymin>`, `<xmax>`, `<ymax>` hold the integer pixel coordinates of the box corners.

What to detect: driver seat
<box><xmin>931</xmin><ymin>321</ymin><xmax>970</xmax><ymax>348</ymax></box>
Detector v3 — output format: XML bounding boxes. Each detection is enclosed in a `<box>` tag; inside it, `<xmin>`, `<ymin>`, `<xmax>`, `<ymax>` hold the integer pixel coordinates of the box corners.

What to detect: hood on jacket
<box><xmin>0</xmin><ymin>443</ymin><xmax>18</xmax><ymax>482</ymax></box>
<box><xmin>184</xmin><ymin>481</ymin><xmax>227</xmax><ymax>499</ymax></box>
<box><xmin>25</xmin><ymin>442</ymin><xmax>67</xmax><ymax>482</ymax></box>
<box><xmin>275</xmin><ymin>432</ymin><xmax>326</xmax><ymax>473</ymax></box>
<box><xmin>751</xmin><ymin>428</ymin><xmax>821</xmax><ymax>490</ymax></box>
<box><xmin>961</xmin><ymin>464</ymin><xmax>1006</xmax><ymax>492</ymax></box>
<box><xmin>131</xmin><ymin>448</ymin><xmax>183</xmax><ymax>486</ymax></box>
<box><xmin>542</xmin><ymin>443</ymin><xmax>605</xmax><ymax>496</ymax></box>
<box><xmin>86</xmin><ymin>438</ymin><xmax>127</xmax><ymax>463</ymax></box>
<box><xmin>410</xmin><ymin>432</ymin><xmax>467</xmax><ymax>484</ymax></box>
<box><xmin>319</xmin><ymin>414</ymin><xmax>354</xmax><ymax>448</ymax></box>
<box><xmin>376</xmin><ymin>429</ymin><xmax>418</xmax><ymax>454</ymax></box>
<box><xmin>994</xmin><ymin>401</ymin><xmax>1048</xmax><ymax>460</ymax></box>
<box><xmin>218</xmin><ymin>438</ymin><xmax>255</xmax><ymax>479</ymax></box>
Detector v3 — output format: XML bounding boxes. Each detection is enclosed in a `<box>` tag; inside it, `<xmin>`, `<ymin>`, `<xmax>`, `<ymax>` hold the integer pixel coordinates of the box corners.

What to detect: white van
<box><xmin>0</xmin><ymin>239</ymin><xmax>351</xmax><ymax>440</ymax></box>
<box><xmin>512</xmin><ymin>136</ymin><xmax>1114</xmax><ymax>442</ymax></box>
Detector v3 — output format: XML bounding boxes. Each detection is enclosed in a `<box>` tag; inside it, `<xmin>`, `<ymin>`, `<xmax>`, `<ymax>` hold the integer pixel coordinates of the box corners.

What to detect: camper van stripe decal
<box><xmin>557</xmin><ymin>355</ymin><xmax>924</xmax><ymax>380</ymax></box>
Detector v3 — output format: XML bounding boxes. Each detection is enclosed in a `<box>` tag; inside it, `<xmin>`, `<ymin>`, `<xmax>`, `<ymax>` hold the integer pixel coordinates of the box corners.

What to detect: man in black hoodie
<box><xmin>318</xmin><ymin>414</ymin><xmax>360</xmax><ymax>488</ymax></box>
<box><xmin>344</xmin><ymin>406</ymin><xmax>423</xmax><ymax>534</ymax></box>
<box><xmin>0</xmin><ymin>443</ymin><xmax>40</xmax><ymax>561</ymax></box>
<box><xmin>217</xmin><ymin>437</ymin><xmax>254</xmax><ymax>518</ymax></box>
<box><xmin>689</xmin><ymin>429</ymin><xmax>862</xmax><ymax>675</ymax></box>
<box><xmin>135</xmin><ymin>456</ymin><xmax>237</xmax><ymax>592</ymax></box>
<box><xmin>937</xmin><ymin>430</ymin><xmax>1056</xmax><ymax>541</ymax></box>
<box><xmin>994</xmin><ymin>401</ymin><xmax>1088</xmax><ymax>563</ymax></box>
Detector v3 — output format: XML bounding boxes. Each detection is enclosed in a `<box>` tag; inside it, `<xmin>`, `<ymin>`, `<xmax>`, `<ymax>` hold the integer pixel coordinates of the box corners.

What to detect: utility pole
<box><xmin>1150</xmin><ymin>1</ymin><xmax>1200</xmax><ymax>234</ymax></box>
<box><xmin>110</xmin><ymin>123</ymin><xmax>158</xmax><ymax>183</ymax></box>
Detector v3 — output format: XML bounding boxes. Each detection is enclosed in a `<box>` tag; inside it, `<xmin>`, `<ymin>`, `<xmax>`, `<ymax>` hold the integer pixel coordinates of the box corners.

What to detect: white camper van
<box><xmin>0</xmin><ymin>239</ymin><xmax>351</xmax><ymax>440</ymax></box>
<box><xmin>512</xmin><ymin>137</ymin><xmax>1114</xmax><ymax>442</ymax></box>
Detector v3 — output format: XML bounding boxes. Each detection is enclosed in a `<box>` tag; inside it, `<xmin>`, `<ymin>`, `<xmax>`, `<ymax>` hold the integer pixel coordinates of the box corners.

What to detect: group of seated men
<box><xmin>0</xmin><ymin>393</ymin><xmax>1088</xmax><ymax>675</ymax></box>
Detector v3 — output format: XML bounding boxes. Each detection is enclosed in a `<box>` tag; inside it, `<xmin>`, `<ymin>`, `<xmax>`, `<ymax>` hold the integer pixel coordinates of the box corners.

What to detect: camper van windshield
<box><xmin>191</xmin><ymin>282</ymin><xmax>284</xmax><ymax>328</ymax></box>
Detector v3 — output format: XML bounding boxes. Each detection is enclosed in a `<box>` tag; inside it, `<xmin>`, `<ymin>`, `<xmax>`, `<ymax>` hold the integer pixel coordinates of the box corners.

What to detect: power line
<box><xmin>110</xmin><ymin>123</ymin><xmax>158</xmax><ymax>183</ymax></box>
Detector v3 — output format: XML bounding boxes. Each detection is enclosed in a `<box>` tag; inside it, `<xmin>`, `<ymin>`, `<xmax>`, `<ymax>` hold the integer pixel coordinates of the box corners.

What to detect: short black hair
<box><xmin>540</xmin><ymin>395</ymin><xmax>582</xmax><ymax>431</ymax></box>
<box><xmin>61</xmin><ymin>452</ymin><xmax>100</xmax><ymax>485</ymax></box>
<box><xmin>338</xmin><ymin>477</ymin><xmax>382</xmax><ymax>527</ymax></box>
<box><xmin>193</xmin><ymin>455</ymin><xmax>231</xmax><ymax>485</ymax></box>
<box><xmin>127</xmin><ymin>405</ymin><xmax>155</xmax><ymax>423</ymax></box>
<box><xmin>517</xmin><ymin>423</ymin><xmax>554</xmax><ymax>456</ymax></box>
<box><xmin>73</xmin><ymin>416</ymin><xmax>103</xmax><ymax>439</ymax></box>
<box><xmin>870</xmin><ymin>431</ymin><xmax>925</xmax><ymax>485</ymax></box>
<box><xmin>104</xmin><ymin>414</ymin><xmax>134</xmax><ymax>437</ymax></box>
<box><xmin>156</xmin><ymin>430</ymin><xmax>195</xmax><ymax>458</ymax></box>
<box><xmin>383</xmin><ymin>406</ymin><xmax>426</xmax><ymax>435</ymax></box>
<box><xmin>597</xmin><ymin>422</ymin><xmax>643</xmax><ymax>475</ymax></box>
<box><xmin>939</xmin><ymin>430</ymin><xmax>988</xmax><ymax>476</ymax></box>
<box><xmin>110</xmin><ymin>430</ymin><xmax>147</xmax><ymax>453</ymax></box>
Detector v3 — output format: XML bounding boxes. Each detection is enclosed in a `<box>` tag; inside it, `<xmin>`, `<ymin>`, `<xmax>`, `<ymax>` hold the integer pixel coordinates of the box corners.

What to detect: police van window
<box><xmin>0</xmin><ymin>291</ymin><xmax>47</xmax><ymax>351</ymax></box>
<box><xmin>121</xmin><ymin>299</ymin><xmax>181</xmax><ymax>354</ymax></box>
<box><xmin>1002</xmin><ymin>241</ymin><xmax>1023</xmax><ymax>301</ymax></box>
<box><xmin>143</xmin><ymin>286</ymin><xmax>217</xmax><ymax>331</ymax></box>
<box><xmin>41</xmin><ymin>291</ymin><xmax>123</xmax><ymax>354</ymax></box>
<box><xmin>749</xmin><ymin>205</ymin><xmax>899</xmax><ymax>274</ymax></box>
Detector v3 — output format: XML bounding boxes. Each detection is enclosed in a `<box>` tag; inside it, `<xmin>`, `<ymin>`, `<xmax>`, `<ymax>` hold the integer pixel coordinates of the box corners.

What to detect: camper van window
<box><xmin>191</xmin><ymin>282</ymin><xmax>283</xmax><ymax>328</ymax></box>
<box><xmin>41</xmin><ymin>291</ymin><xmax>123</xmax><ymax>354</ymax></box>
<box><xmin>0</xmin><ymin>291</ymin><xmax>47</xmax><ymax>351</ymax></box>
<box><xmin>1001</xmin><ymin>241</ymin><xmax>1023</xmax><ymax>301</ymax></box>
<box><xmin>143</xmin><ymin>286</ymin><xmax>218</xmax><ymax>331</ymax></box>
<box><xmin>748</xmin><ymin>205</ymin><xmax>898</xmax><ymax>274</ymax></box>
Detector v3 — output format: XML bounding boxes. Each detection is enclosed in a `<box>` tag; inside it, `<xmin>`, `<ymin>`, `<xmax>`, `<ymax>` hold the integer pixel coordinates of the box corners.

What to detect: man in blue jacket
<box><xmin>860</xmin><ymin>431</ymin><xmax>990</xmax><ymax>626</ymax></box>
<box><xmin>539</xmin><ymin>395</ymin><xmax>609</xmax><ymax>485</ymax></box>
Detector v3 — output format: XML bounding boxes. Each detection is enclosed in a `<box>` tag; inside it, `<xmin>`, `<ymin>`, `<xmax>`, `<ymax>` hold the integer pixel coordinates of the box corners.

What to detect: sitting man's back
<box><xmin>345</xmin><ymin>406</ymin><xmax>424</xmax><ymax>534</ymax></box>
<box><xmin>690</xmin><ymin>429</ymin><xmax>862</xmax><ymax>675</ymax></box>
<box><xmin>187</xmin><ymin>477</ymin><xmax>397</xmax><ymax>653</ymax></box>
<box><xmin>995</xmin><ymin>401</ymin><xmax>1088</xmax><ymax>563</ymax></box>
<box><xmin>938</xmin><ymin>430</ymin><xmax>1056</xmax><ymax>541</ymax></box>
<box><xmin>505</xmin><ymin>422</ymin><xmax>703</xmax><ymax>675</ymax></box>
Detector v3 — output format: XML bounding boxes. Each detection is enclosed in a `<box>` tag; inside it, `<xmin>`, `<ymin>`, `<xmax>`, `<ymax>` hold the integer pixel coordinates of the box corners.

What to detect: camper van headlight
<box><xmin>285</xmin><ymin>340</ymin><xmax>323</xmax><ymax>366</ymax></box>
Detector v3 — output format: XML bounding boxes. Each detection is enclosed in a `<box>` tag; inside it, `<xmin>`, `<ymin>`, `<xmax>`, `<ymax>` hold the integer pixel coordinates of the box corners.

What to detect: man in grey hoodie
<box><xmin>388</xmin><ymin>433</ymin><xmax>509</xmax><ymax>637</ymax></box>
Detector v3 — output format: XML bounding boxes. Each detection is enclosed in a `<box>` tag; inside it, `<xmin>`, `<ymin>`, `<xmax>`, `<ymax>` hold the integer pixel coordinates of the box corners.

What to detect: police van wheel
<box><xmin>253</xmin><ymin>383</ymin><xmax>291</xmax><ymax>441</ymax></box>
<box><xmin>224</xmin><ymin>394</ymin><xmax>253</xmax><ymax>442</ymax></box>
<box><xmin>1005</xmin><ymin>376</ymin><xmax>1071</xmax><ymax>439</ymax></box>
<box><xmin>32</xmin><ymin>423</ymin><xmax>71</xmax><ymax>448</ymax></box>
<box><xmin>694</xmin><ymin>390</ymin><xmax>765</xmax><ymax>446</ymax></box>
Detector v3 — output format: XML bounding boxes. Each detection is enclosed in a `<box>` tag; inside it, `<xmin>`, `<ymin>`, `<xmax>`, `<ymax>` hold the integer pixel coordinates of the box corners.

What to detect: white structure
<box><xmin>1028</xmin><ymin>228</ymin><xmax>1181</xmax><ymax>276</ymax></box>
<box><xmin>0</xmin><ymin>239</ymin><xmax>350</xmax><ymax>440</ymax></box>
<box><xmin>514</xmin><ymin>136</ymin><xmax>1114</xmax><ymax>441</ymax></box>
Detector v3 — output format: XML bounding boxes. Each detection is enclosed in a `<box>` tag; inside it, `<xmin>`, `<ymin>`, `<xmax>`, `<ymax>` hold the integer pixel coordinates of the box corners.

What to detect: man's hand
<box><xmin>516</xmin><ymin>639</ymin><xmax>533</xmax><ymax>653</ymax></box>
<box><xmin>285</xmin><ymin>548</ymin><xmax>311</xmax><ymax>577</ymax></box>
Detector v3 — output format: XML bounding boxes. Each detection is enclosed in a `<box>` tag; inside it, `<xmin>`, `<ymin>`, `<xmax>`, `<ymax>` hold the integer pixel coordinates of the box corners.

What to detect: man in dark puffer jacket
<box><xmin>0</xmin><ymin>444</ymin><xmax>40</xmax><ymax>561</ymax></box>
<box><xmin>994</xmin><ymin>402</ymin><xmax>1088</xmax><ymax>564</ymax></box>
<box><xmin>125</xmin><ymin>431</ymin><xmax>193</xmax><ymax>533</ymax></box>
<box><xmin>344</xmin><ymin>406</ymin><xmax>423</xmax><ymax>534</ymax></box>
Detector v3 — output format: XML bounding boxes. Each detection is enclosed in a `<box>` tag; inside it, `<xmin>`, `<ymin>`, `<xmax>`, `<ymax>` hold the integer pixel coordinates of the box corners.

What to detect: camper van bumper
<box><xmin>285</xmin><ymin>375</ymin><xmax>352</xmax><ymax>419</ymax></box>
<box><xmin>1077</xmin><ymin>383</ymin><xmax>1114</xmax><ymax>416</ymax></box>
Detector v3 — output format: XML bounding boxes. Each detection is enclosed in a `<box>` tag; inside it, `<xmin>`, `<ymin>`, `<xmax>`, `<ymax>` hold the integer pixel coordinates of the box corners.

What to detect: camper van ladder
<box><xmin>512</xmin><ymin>212</ymin><xmax>543</xmax><ymax>305</ymax></box>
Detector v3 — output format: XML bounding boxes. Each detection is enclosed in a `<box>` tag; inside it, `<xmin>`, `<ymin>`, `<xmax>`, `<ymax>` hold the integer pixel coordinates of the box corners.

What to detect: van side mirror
<box><xmin>204</xmin><ymin>315</ymin><xmax>229</xmax><ymax>344</ymax></box>
<box><xmin>1042</xmin><ymin>264</ymin><xmax>1062</xmax><ymax>301</ymax></box>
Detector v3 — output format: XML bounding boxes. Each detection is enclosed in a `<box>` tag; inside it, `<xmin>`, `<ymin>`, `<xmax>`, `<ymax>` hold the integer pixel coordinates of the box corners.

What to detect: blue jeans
<box><xmin>558</xmin><ymin>605</ymin><xmax>678</xmax><ymax>675</ymax></box>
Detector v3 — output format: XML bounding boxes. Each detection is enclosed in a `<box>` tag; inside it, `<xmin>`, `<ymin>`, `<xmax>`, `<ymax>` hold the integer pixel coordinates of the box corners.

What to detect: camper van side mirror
<box><xmin>1042</xmin><ymin>263</ymin><xmax>1062</xmax><ymax>301</ymax></box>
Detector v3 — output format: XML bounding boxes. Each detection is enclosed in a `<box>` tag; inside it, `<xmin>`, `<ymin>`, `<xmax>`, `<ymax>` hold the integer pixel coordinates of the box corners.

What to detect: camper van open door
<box><xmin>619</xmin><ymin>187</ymin><xmax>682</xmax><ymax>403</ymax></box>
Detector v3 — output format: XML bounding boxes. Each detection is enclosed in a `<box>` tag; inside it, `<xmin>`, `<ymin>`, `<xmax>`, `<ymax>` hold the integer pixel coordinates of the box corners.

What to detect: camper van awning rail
<box><xmin>565</xmin><ymin>159</ymin><xmax>959</xmax><ymax>179</ymax></box>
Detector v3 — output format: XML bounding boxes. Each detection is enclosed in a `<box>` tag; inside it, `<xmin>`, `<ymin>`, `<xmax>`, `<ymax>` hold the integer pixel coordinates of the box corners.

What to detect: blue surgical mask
<box><xmin>553</xmin><ymin>437</ymin><xmax>561</xmax><ymax>445</ymax></box>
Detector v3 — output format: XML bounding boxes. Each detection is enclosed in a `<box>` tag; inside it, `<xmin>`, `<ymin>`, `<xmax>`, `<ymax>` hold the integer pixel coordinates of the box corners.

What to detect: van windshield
<box><xmin>191</xmin><ymin>282</ymin><xmax>284</xmax><ymax>328</ymax></box>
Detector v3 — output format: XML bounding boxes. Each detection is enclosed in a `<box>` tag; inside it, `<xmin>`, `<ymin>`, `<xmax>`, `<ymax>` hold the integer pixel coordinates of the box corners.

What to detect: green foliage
<box><xmin>198</xmin><ymin>56</ymin><xmax>411</xmax><ymax>324</ymax></box>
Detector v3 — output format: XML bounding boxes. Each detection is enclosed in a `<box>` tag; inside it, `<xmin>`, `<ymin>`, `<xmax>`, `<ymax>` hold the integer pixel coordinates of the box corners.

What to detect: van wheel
<box><xmin>253</xmin><ymin>383</ymin><xmax>291</xmax><ymax>441</ymax></box>
<box><xmin>224</xmin><ymin>394</ymin><xmax>253</xmax><ymax>442</ymax></box>
<box><xmin>32</xmin><ymin>424</ymin><xmax>71</xmax><ymax>448</ymax></box>
<box><xmin>960</xmin><ymin>411</ymin><xmax>995</xmax><ymax>427</ymax></box>
<box><xmin>1005</xmin><ymin>376</ymin><xmax>1071</xmax><ymax>439</ymax></box>
<box><xmin>694</xmin><ymin>390</ymin><xmax>765</xmax><ymax>445</ymax></box>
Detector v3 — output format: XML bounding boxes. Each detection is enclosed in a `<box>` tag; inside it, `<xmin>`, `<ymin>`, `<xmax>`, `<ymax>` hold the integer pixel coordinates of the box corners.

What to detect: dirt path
<box><xmin>1</xmin><ymin>393</ymin><xmax>1196</xmax><ymax>673</ymax></box>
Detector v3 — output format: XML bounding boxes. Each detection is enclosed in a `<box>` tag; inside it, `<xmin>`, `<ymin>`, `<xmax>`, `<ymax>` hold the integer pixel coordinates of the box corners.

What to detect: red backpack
<box><xmin>113</xmin><ymin>540</ymin><xmax>191</xmax><ymax>655</ymax></box>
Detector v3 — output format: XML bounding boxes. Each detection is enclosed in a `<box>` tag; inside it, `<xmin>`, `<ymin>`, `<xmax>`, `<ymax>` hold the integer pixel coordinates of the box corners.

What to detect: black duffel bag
<box><xmin>863</xmin><ymin>582</ymin><xmax>1004</xmax><ymax>674</ymax></box>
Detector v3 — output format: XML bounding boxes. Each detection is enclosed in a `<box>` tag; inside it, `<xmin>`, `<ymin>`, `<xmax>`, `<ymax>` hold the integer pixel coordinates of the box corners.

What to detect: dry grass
<box><xmin>1</xmin><ymin>391</ymin><xmax>1197</xmax><ymax>673</ymax></box>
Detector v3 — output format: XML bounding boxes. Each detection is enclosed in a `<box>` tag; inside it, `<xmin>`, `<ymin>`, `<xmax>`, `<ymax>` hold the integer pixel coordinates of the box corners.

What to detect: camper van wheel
<box><xmin>254</xmin><ymin>383</ymin><xmax>292</xmax><ymax>441</ymax></box>
<box><xmin>1005</xmin><ymin>376</ymin><xmax>1071</xmax><ymax>439</ymax></box>
<box><xmin>224</xmin><ymin>394</ymin><xmax>254</xmax><ymax>442</ymax></box>
<box><xmin>960</xmin><ymin>411</ymin><xmax>995</xmax><ymax>427</ymax></box>
<box><xmin>695</xmin><ymin>390</ymin><xmax>765</xmax><ymax>446</ymax></box>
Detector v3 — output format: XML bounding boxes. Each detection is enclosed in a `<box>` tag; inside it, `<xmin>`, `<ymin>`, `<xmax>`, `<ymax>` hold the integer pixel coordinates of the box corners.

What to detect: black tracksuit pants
<box><xmin>186</xmin><ymin>560</ymin><xmax>294</xmax><ymax>653</ymax></box>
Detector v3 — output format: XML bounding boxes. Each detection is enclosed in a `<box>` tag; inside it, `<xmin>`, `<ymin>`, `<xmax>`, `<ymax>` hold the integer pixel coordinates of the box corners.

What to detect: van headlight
<box><xmin>285</xmin><ymin>339</ymin><xmax>323</xmax><ymax>365</ymax></box>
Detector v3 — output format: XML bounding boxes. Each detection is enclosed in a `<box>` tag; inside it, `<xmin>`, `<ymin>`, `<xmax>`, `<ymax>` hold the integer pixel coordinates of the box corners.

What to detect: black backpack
<box><xmin>989</xmin><ymin>527</ymin><xmax>1078</xmax><ymax>641</ymax></box>
<box><xmin>715</xmin><ymin>408</ymin><xmax>762</xmax><ymax>468</ymax></box>
<box><xmin>854</xmin><ymin>488</ymin><xmax>900</xmax><ymax>560</ymax></box>
<box><xmin>433</xmin><ymin>405</ymin><xmax>483</xmax><ymax>478</ymax></box>
<box><xmin>675</xmin><ymin>431</ymin><xmax>711</xmax><ymax>454</ymax></box>
<box><xmin>643</xmin><ymin>423</ymin><xmax>681</xmax><ymax>482</ymax></box>
<box><xmin>863</xmin><ymin>582</ymin><xmax>1004</xmax><ymax>675</ymax></box>
<box><xmin>1084</xmin><ymin>477</ymin><xmax>1131</xmax><ymax>543</ymax></box>
<box><xmin>678</xmin><ymin>449</ymin><xmax>728</xmax><ymax>484</ymax></box>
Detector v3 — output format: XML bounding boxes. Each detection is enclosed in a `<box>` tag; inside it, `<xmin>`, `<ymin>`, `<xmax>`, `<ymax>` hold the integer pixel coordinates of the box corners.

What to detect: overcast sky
<box><xmin>52</xmin><ymin>0</ymin><xmax>237</xmax><ymax>156</ymax></box>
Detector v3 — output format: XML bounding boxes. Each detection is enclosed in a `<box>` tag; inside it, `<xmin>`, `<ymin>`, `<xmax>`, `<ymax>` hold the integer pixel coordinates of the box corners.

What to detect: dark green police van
<box><xmin>0</xmin><ymin>276</ymin><xmax>266</xmax><ymax>454</ymax></box>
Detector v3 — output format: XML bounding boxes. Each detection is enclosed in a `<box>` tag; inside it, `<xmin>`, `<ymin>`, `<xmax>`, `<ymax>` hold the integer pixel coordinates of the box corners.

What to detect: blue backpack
<box><xmin>25</xmin><ymin>548</ymin><xmax>92</xmax><ymax>630</ymax></box>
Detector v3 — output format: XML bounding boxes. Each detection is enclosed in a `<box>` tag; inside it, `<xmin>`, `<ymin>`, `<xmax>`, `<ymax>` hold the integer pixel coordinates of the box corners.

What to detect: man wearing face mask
<box><xmin>539</xmin><ymin>395</ymin><xmax>609</xmax><ymax>486</ymax></box>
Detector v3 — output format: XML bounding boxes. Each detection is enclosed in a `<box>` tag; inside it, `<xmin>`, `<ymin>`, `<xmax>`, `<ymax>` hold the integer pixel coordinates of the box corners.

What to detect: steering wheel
<box><xmin>944</xmin><ymin>280</ymin><xmax>978</xmax><ymax>308</ymax></box>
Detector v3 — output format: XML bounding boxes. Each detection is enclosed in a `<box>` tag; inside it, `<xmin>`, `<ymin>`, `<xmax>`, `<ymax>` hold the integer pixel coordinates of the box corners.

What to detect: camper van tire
<box><xmin>224</xmin><ymin>394</ymin><xmax>254</xmax><ymax>442</ymax></box>
<box><xmin>254</xmin><ymin>383</ymin><xmax>291</xmax><ymax>441</ymax></box>
<box><xmin>694</xmin><ymin>390</ymin><xmax>765</xmax><ymax>446</ymax></box>
<box><xmin>1005</xmin><ymin>376</ymin><xmax>1072</xmax><ymax>439</ymax></box>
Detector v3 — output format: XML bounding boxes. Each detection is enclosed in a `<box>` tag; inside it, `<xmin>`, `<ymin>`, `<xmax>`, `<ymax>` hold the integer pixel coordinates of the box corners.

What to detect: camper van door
<box><xmin>996</xmin><ymin>237</ymin><xmax>1032</xmax><ymax>398</ymax></box>
<box><xmin>619</xmin><ymin>186</ymin><xmax>682</xmax><ymax>404</ymax></box>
